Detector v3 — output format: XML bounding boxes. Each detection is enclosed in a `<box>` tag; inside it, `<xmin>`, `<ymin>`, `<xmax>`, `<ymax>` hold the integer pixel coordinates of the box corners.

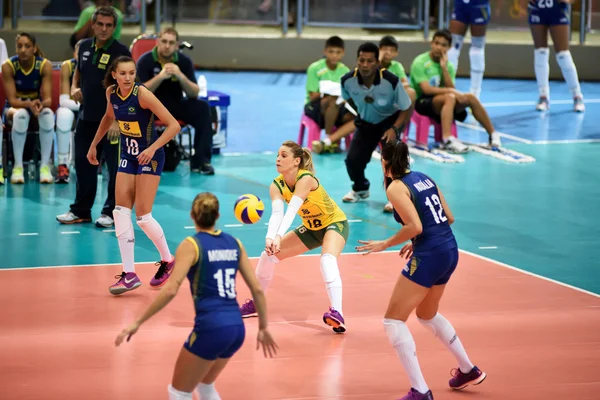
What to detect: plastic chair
<box><xmin>297</xmin><ymin>113</ymin><xmax>352</xmax><ymax>151</ymax></box>
<box><xmin>410</xmin><ymin>112</ymin><xmax>458</xmax><ymax>146</ymax></box>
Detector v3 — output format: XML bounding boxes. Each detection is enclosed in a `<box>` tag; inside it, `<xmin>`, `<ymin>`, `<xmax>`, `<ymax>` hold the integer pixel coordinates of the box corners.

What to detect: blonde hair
<box><xmin>191</xmin><ymin>192</ymin><xmax>220</xmax><ymax>229</ymax></box>
<box><xmin>281</xmin><ymin>140</ymin><xmax>315</xmax><ymax>173</ymax></box>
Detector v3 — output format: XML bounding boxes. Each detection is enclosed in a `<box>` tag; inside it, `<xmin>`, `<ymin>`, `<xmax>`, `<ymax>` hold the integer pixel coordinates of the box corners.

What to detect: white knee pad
<box><xmin>12</xmin><ymin>109</ymin><xmax>30</xmax><ymax>133</ymax></box>
<box><xmin>136</xmin><ymin>213</ymin><xmax>166</xmax><ymax>242</ymax></box>
<box><xmin>113</xmin><ymin>206</ymin><xmax>133</xmax><ymax>238</ymax></box>
<box><xmin>534</xmin><ymin>48</ymin><xmax>549</xmax><ymax>67</ymax></box>
<box><xmin>56</xmin><ymin>107</ymin><xmax>75</xmax><ymax>132</ymax></box>
<box><xmin>469</xmin><ymin>47</ymin><xmax>485</xmax><ymax>72</ymax></box>
<box><xmin>168</xmin><ymin>384</ymin><xmax>193</xmax><ymax>400</ymax></box>
<box><xmin>417</xmin><ymin>313</ymin><xmax>456</xmax><ymax>343</ymax></box>
<box><xmin>555</xmin><ymin>50</ymin><xmax>574</xmax><ymax>68</ymax></box>
<box><xmin>320</xmin><ymin>253</ymin><xmax>341</xmax><ymax>285</ymax></box>
<box><xmin>451</xmin><ymin>34</ymin><xmax>464</xmax><ymax>53</ymax></box>
<box><xmin>470</xmin><ymin>35</ymin><xmax>486</xmax><ymax>49</ymax></box>
<box><xmin>383</xmin><ymin>318</ymin><xmax>413</xmax><ymax>347</ymax></box>
<box><xmin>37</xmin><ymin>108</ymin><xmax>55</xmax><ymax>132</ymax></box>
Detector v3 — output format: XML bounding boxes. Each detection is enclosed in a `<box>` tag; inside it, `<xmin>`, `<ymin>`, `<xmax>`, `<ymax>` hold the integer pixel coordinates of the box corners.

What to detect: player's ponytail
<box><xmin>282</xmin><ymin>140</ymin><xmax>316</xmax><ymax>174</ymax></box>
<box><xmin>103</xmin><ymin>55</ymin><xmax>136</xmax><ymax>88</ymax></box>
<box><xmin>381</xmin><ymin>139</ymin><xmax>410</xmax><ymax>179</ymax></box>
<box><xmin>191</xmin><ymin>192</ymin><xmax>220</xmax><ymax>229</ymax></box>
<box><xmin>15</xmin><ymin>32</ymin><xmax>45</xmax><ymax>58</ymax></box>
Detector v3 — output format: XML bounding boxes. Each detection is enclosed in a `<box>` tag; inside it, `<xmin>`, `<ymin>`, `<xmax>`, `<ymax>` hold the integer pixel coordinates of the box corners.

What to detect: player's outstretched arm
<box><xmin>115</xmin><ymin>239</ymin><xmax>196</xmax><ymax>346</ymax></box>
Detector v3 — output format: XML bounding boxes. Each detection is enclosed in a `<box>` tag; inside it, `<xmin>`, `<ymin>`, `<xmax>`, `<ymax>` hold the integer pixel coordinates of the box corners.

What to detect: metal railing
<box><xmin>0</xmin><ymin>0</ymin><xmax>590</xmax><ymax>44</ymax></box>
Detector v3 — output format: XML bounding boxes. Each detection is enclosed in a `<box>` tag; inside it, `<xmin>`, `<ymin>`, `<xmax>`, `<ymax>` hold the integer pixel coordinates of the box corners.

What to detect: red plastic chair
<box><xmin>408</xmin><ymin>112</ymin><xmax>458</xmax><ymax>146</ymax></box>
<box><xmin>297</xmin><ymin>113</ymin><xmax>353</xmax><ymax>151</ymax></box>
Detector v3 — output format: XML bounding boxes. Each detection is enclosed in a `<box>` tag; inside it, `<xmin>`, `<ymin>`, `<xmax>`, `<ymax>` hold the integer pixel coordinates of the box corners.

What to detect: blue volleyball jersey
<box><xmin>5</xmin><ymin>55</ymin><xmax>48</xmax><ymax>101</ymax></box>
<box><xmin>185</xmin><ymin>230</ymin><xmax>244</xmax><ymax>331</ymax></box>
<box><xmin>393</xmin><ymin>171</ymin><xmax>456</xmax><ymax>255</ymax></box>
<box><xmin>110</xmin><ymin>82</ymin><xmax>163</xmax><ymax>159</ymax></box>
<box><xmin>63</xmin><ymin>58</ymin><xmax>77</xmax><ymax>87</ymax></box>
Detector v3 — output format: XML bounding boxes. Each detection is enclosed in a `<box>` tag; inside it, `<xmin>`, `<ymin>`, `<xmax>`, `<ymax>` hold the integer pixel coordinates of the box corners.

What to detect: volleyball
<box><xmin>234</xmin><ymin>194</ymin><xmax>264</xmax><ymax>224</ymax></box>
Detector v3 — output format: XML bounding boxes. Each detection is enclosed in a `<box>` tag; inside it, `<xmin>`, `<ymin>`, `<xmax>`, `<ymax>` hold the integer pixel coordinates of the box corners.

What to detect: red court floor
<box><xmin>1</xmin><ymin>251</ymin><xmax>599</xmax><ymax>399</ymax></box>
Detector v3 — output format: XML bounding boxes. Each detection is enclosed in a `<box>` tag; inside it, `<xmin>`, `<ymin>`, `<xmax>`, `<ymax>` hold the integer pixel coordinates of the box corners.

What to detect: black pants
<box><xmin>164</xmin><ymin>98</ymin><xmax>213</xmax><ymax>169</ymax></box>
<box><xmin>345</xmin><ymin>112</ymin><xmax>400</xmax><ymax>192</ymax></box>
<box><xmin>70</xmin><ymin>119</ymin><xmax>119</xmax><ymax>219</ymax></box>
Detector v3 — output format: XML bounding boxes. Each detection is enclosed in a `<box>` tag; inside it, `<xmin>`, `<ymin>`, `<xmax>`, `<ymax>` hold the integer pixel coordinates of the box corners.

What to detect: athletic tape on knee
<box><xmin>37</xmin><ymin>108</ymin><xmax>55</xmax><ymax>132</ymax></box>
<box><xmin>383</xmin><ymin>318</ymin><xmax>413</xmax><ymax>347</ymax></box>
<box><xmin>12</xmin><ymin>108</ymin><xmax>30</xmax><ymax>133</ymax></box>
<box><xmin>56</xmin><ymin>107</ymin><xmax>75</xmax><ymax>133</ymax></box>
<box><xmin>469</xmin><ymin>47</ymin><xmax>485</xmax><ymax>73</ymax></box>
<box><xmin>168</xmin><ymin>384</ymin><xmax>193</xmax><ymax>400</ymax></box>
<box><xmin>320</xmin><ymin>253</ymin><xmax>341</xmax><ymax>285</ymax></box>
<box><xmin>113</xmin><ymin>206</ymin><xmax>133</xmax><ymax>238</ymax></box>
<box><xmin>417</xmin><ymin>313</ymin><xmax>456</xmax><ymax>343</ymax></box>
<box><xmin>470</xmin><ymin>35</ymin><xmax>486</xmax><ymax>49</ymax></box>
<box><xmin>136</xmin><ymin>213</ymin><xmax>165</xmax><ymax>242</ymax></box>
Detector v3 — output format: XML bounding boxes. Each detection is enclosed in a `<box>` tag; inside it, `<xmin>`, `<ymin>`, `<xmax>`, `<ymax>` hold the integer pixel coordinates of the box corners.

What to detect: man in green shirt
<box><xmin>305</xmin><ymin>36</ymin><xmax>355</xmax><ymax>153</ymax></box>
<box><xmin>409</xmin><ymin>29</ymin><xmax>501</xmax><ymax>153</ymax></box>
<box><xmin>70</xmin><ymin>0</ymin><xmax>124</xmax><ymax>48</ymax></box>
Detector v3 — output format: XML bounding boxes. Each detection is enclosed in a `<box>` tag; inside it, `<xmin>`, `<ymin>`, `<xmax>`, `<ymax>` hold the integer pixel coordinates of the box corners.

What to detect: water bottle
<box><xmin>198</xmin><ymin>75</ymin><xmax>208</xmax><ymax>98</ymax></box>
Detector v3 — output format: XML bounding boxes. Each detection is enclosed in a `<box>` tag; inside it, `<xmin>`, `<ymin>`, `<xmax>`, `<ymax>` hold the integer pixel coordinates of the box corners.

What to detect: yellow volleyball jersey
<box><xmin>273</xmin><ymin>169</ymin><xmax>346</xmax><ymax>230</ymax></box>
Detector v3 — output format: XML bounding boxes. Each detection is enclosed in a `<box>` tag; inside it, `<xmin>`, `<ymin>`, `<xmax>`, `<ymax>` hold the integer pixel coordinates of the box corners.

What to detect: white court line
<box><xmin>102</xmin><ymin>229</ymin><xmax>116</xmax><ymax>233</ymax></box>
<box><xmin>222</xmin><ymin>151</ymin><xmax>274</xmax><ymax>157</ymax></box>
<box><xmin>533</xmin><ymin>139</ymin><xmax>600</xmax><ymax>144</ymax></box>
<box><xmin>478</xmin><ymin>246</ymin><xmax>497</xmax><ymax>249</ymax></box>
<box><xmin>18</xmin><ymin>233</ymin><xmax>38</xmax><ymax>236</ymax></box>
<box><xmin>224</xmin><ymin>224</ymin><xmax>244</xmax><ymax>228</ymax></box>
<box><xmin>2</xmin><ymin>250</ymin><xmax>598</xmax><ymax>299</ymax></box>
<box><xmin>184</xmin><ymin>226</ymin><xmax>195</xmax><ymax>229</ymax></box>
<box><xmin>482</xmin><ymin>98</ymin><xmax>600</xmax><ymax>108</ymax></box>
<box><xmin>348</xmin><ymin>219</ymin><xmax>363</xmax><ymax>223</ymax></box>
<box><xmin>60</xmin><ymin>231</ymin><xmax>80</xmax><ymax>235</ymax></box>
<box><xmin>455</xmin><ymin>121</ymin><xmax>534</xmax><ymax>144</ymax></box>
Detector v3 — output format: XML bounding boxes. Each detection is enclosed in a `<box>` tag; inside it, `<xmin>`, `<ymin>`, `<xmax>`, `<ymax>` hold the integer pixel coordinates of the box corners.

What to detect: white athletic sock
<box><xmin>418</xmin><ymin>313</ymin><xmax>474</xmax><ymax>374</ymax></box>
<box><xmin>320</xmin><ymin>253</ymin><xmax>343</xmax><ymax>314</ymax></box>
<box><xmin>37</xmin><ymin>108</ymin><xmax>55</xmax><ymax>167</ymax></box>
<box><xmin>255</xmin><ymin>251</ymin><xmax>277</xmax><ymax>293</ymax></box>
<box><xmin>556</xmin><ymin>50</ymin><xmax>583</xmax><ymax>99</ymax></box>
<box><xmin>113</xmin><ymin>206</ymin><xmax>135</xmax><ymax>273</ymax></box>
<box><xmin>136</xmin><ymin>213</ymin><xmax>173</xmax><ymax>262</ymax></box>
<box><xmin>383</xmin><ymin>318</ymin><xmax>429</xmax><ymax>394</ymax></box>
<box><xmin>168</xmin><ymin>384</ymin><xmax>193</xmax><ymax>400</ymax></box>
<box><xmin>196</xmin><ymin>383</ymin><xmax>221</xmax><ymax>400</ymax></box>
<box><xmin>55</xmin><ymin>107</ymin><xmax>74</xmax><ymax>164</ymax></box>
<box><xmin>534</xmin><ymin>48</ymin><xmax>550</xmax><ymax>98</ymax></box>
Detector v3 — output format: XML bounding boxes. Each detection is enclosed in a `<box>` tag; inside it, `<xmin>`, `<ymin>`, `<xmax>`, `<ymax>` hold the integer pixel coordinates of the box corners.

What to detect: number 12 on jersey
<box><xmin>425</xmin><ymin>194</ymin><xmax>448</xmax><ymax>224</ymax></box>
<box><xmin>213</xmin><ymin>268</ymin><xmax>236</xmax><ymax>299</ymax></box>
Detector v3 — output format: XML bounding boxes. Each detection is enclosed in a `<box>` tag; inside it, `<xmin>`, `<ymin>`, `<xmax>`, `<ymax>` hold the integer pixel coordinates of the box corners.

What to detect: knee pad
<box><xmin>37</xmin><ymin>108</ymin><xmax>55</xmax><ymax>132</ymax></box>
<box><xmin>167</xmin><ymin>384</ymin><xmax>193</xmax><ymax>400</ymax></box>
<box><xmin>555</xmin><ymin>50</ymin><xmax>574</xmax><ymax>68</ymax></box>
<box><xmin>136</xmin><ymin>213</ymin><xmax>165</xmax><ymax>241</ymax></box>
<box><xmin>451</xmin><ymin>34</ymin><xmax>464</xmax><ymax>52</ymax></box>
<box><xmin>113</xmin><ymin>206</ymin><xmax>133</xmax><ymax>238</ymax></box>
<box><xmin>470</xmin><ymin>35</ymin><xmax>486</xmax><ymax>49</ymax></box>
<box><xmin>56</xmin><ymin>107</ymin><xmax>75</xmax><ymax>132</ymax></box>
<box><xmin>383</xmin><ymin>318</ymin><xmax>412</xmax><ymax>347</ymax></box>
<box><xmin>417</xmin><ymin>313</ymin><xmax>455</xmax><ymax>343</ymax></box>
<box><xmin>12</xmin><ymin>109</ymin><xmax>30</xmax><ymax>133</ymax></box>
<box><xmin>534</xmin><ymin>47</ymin><xmax>549</xmax><ymax>66</ymax></box>
<box><xmin>320</xmin><ymin>253</ymin><xmax>341</xmax><ymax>285</ymax></box>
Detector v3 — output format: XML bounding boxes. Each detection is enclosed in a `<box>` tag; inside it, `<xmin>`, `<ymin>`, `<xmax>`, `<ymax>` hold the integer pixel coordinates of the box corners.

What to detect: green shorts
<box><xmin>293</xmin><ymin>220</ymin><xmax>349</xmax><ymax>250</ymax></box>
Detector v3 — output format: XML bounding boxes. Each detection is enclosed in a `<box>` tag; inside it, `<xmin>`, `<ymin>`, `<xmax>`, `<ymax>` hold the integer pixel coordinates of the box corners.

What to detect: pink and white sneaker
<box><xmin>109</xmin><ymin>272</ymin><xmax>142</xmax><ymax>295</ymax></box>
<box><xmin>149</xmin><ymin>257</ymin><xmax>175</xmax><ymax>288</ymax></box>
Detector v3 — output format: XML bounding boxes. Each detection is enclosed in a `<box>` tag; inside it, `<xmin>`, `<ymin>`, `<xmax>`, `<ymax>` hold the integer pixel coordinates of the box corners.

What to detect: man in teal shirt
<box><xmin>70</xmin><ymin>0</ymin><xmax>124</xmax><ymax>48</ymax></box>
<box><xmin>409</xmin><ymin>29</ymin><xmax>501</xmax><ymax>153</ymax></box>
<box><xmin>304</xmin><ymin>36</ymin><xmax>355</xmax><ymax>153</ymax></box>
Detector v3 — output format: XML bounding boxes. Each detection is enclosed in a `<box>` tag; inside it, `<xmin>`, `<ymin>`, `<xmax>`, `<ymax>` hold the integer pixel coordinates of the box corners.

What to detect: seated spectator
<box><xmin>409</xmin><ymin>29</ymin><xmax>501</xmax><ymax>153</ymax></box>
<box><xmin>136</xmin><ymin>27</ymin><xmax>215</xmax><ymax>174</ymax></box>
<box><xmin>304</xmin><ymin>36</ymin><xmax>354</xmax><ymax>154</ymax></box>
<box><xmin>70</xmin><ymin>0</ymin><xmax>123</xmax><ymax>48</ymax></box>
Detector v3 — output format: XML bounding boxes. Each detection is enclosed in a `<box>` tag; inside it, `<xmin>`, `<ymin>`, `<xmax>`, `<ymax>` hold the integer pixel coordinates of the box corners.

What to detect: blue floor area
<box><xmin>1</xmin><ymin>72</ymin><xmax>599</xmax><ymax>295</ymax></box>
<box><xmin>201</xmin><ymin>71</ymin><xmax>600</xmax><ymax>153</ymax></box>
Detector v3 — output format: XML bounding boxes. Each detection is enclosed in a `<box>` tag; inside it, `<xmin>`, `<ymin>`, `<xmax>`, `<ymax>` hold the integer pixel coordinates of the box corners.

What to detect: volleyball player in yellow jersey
<box><xmin>240</xmin><ymin>140</ymin><xmax>350</xmax><ymax>333</ymax></box>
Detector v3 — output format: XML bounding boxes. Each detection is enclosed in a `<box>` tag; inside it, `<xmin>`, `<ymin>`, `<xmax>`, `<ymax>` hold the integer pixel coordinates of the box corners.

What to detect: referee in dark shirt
<box><xmin>340</xmin><ymin>42</ymin><xmax>412</xmax><ymax>204</ymax></box>
<box><xmin>56</xmin><ymin>6</ymin><xmax>131</xmax><ymax>227</ymax></box>
<box><xmin>136</xmin><ymin>27</ymin><xmax>215</xmax><ymax>174</ymax></box>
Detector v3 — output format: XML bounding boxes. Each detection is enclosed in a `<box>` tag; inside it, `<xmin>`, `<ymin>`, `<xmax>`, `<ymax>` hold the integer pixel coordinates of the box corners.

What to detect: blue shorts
<box><xmin>452</xmin><ymin>3</ymin><xmax>491</xmax><ymax>25</ymax></box>
<box><xmin>183</xmin><ymin>324</ymin><xmax>246</xmax><ymax>361</ymax></box>
<box><xmin>528</xmin><ymin>6</ymin><xmax>569</xmax><ymax>25</ymax></box>
<box><xmin>118</xmin><ymin>151</ymin><xmax>165</xmax><ymax>176</ymax></box>
<box><xmin>402</xmin><ymin>246</ymin><xmax>459</xmax><ymax>288</ymax></box>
